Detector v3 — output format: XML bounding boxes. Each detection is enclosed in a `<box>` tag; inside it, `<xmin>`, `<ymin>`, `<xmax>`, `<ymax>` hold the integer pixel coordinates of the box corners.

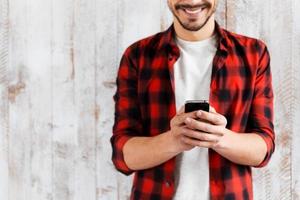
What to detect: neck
<box><xmin>174</xmin><ymin>16</ymin><xmax>215</xmax><ymax>41</ymax></box>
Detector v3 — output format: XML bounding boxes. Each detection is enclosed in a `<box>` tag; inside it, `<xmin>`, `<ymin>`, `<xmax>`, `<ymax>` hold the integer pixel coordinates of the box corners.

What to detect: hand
<box><xmin>182</xmin><ymin>106</ymin><xmax>235</xmax><ymax>150</ymax></box>
<box><xmin>168</xmin><ymin>106</ymin><xmax>199</xmax><ymax>153</ymax></box>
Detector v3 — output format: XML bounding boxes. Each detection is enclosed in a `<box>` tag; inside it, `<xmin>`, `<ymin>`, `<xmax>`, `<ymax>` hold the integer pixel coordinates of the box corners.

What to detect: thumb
<box><xmin>177</xmin><ymin>105</ymin><xmax>185</xmax><ymax>114</ymax></box>
<box><xmin>210</xmin><ymin>106</ymin><xmax>216</xmax><ymax>113</ymax></box>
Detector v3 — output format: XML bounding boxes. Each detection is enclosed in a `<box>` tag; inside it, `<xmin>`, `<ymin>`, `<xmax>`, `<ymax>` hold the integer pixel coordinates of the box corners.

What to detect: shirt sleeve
<box><xmin>110</xmin><ymin>46</ymin><xmax>142</xmax><ymax>175</ymax></box>
<box><xmin>247</xmin><ymin>41</ymin><xmax>275</xmax><ymax>168</ymax></box>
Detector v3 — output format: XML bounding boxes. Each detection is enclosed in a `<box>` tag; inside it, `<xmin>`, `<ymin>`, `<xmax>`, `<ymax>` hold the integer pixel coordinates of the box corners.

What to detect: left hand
<box><xmin>181</xmin><ymin>106</ymin><xmax>234</xmax><ymax>150</ymax></box>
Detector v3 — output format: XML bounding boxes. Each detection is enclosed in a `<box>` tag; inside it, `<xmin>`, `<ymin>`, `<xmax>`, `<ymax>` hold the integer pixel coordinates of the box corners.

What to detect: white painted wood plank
<box><xmin>25</xmin><ymin>0</ymin><xmax>53</xmax><ymax>199</ymax></box>
<box><xmin>51</xmin><ymin>0</ymin><xmax>77</xmax><ymax>199</ymax></box>
<box><xmin>159</xmin><ymin>0</ymin><xmax>173</xmax><ymax>31</ymax></box>
<box><xmin>292</xmin><ymin>0</ymin><xmax>300</xmax><ymax>198</ymax></box>
<box><xmin>0</xmin><ymin>0</ymin><xmax>9</xmax><ymax>199</ymax></box>
<box><xmin>226</xmin><ymin>0</ymin><xmax>265</xmax><ymax>38</ymax></box>
<box><xmin>72</xmin><ymin>0</ymin><xmax>97</xmax><ymax>199</ymax></box>
<box><xmin>215</xmin><ymin>0</ymin><xmax>226</xmax><ymax>28</ymax></box>
<box><xmin>95</xmin><ymin>1</ymin><xmax>121</xmax><ymax>199</ymax></box>
<box><xmin>7</xmin><ymin>0</ymin><xmax>32</xmax><ymax>199</ymax></box>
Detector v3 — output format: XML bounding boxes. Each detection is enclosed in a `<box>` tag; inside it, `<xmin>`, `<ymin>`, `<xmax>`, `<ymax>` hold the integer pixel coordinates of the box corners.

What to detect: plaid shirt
<box><xmin>111</xmin><ymin>22</ymin><xmax>275</xmax><ymax>200</ymax></box>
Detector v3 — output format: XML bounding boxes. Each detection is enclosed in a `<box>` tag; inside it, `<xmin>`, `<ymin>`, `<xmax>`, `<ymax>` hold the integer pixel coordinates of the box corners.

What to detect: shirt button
<box><xmin>165</xmin><ymin>181</ymin><xmax>171</xmax><ymax>187</ymax></box>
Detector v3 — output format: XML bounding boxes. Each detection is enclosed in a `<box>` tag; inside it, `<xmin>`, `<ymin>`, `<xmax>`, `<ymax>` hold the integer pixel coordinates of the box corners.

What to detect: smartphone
<box><xmin>184</xmin><ymin>100</ymin><xmax>209</xmax><ymax>113</ymax></box>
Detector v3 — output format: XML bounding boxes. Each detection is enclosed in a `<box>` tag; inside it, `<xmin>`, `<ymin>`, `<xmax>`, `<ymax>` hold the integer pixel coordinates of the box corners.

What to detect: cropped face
<box><xmin>167</xmin><ymin>0</ymin><xmax>218</xmax><ymax>31</ymax></box>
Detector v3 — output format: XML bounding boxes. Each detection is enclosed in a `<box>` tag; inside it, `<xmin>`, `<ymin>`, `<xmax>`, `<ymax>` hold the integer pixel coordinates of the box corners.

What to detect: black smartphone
<box><xmin>184</xmin><ymin>100</ymin><xmax>209</xmax><ymax>113</ymax></box>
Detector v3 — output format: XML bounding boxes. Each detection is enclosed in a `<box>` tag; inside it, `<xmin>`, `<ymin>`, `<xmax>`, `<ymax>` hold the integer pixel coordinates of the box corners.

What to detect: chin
<box><xmin>180</xmin><ymin>19</ymin><xmax>210</xmax><ymax>31</ymax></box>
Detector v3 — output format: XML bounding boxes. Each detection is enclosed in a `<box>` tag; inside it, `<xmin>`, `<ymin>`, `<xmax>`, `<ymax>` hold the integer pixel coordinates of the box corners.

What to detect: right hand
<box><xmin>168</xmin><ymin>106</ymin><xmax>199</xmax><ymax>153</ymax></box>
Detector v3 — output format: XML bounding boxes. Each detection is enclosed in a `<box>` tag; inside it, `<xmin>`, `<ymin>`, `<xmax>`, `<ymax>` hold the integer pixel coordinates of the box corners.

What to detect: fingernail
<box><xmin>197</xmin><ymin>111</ymin><xmax>202</xmax><ymax>116</ymax></box>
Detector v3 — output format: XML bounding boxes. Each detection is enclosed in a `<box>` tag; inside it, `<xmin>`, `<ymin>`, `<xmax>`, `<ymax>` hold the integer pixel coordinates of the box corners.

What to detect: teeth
<box><xmin>184</xmin><ymin>8</ymin><xmax>203</xmax><ymax>14</ymax></box>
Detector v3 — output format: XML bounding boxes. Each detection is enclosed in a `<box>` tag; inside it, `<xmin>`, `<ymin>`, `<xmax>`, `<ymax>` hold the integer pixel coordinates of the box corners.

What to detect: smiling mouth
<box><xmin>175</xmin><ymin>3</ymin><xmax>209</xmax><ymax>16</ymax></box>
<box><xmin>183</xmin><ymin>7</ymin><xmax>205</xmax><ymax>14</ymax></box>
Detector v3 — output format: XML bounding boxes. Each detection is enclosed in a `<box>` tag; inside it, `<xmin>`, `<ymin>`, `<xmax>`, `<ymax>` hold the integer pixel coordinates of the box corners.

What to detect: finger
<box><xmin>173</xmin><ymin>126</ymin><xmax>188</xmax><ymax>137</ymax></box>
<box><xmin>173</xmin><ymin>111</ymin><xmax>198</xmax><ymax>126</ymax></box>
<box><xmin>196</xmin><ymin>110</ymin><xmax>226</xmax><ymax>126</ymax></box>
<box><xmin>185</xmin><ymin>118</ymin><xmax>224</xmax><ymax>135</ymax></box>
<box><xmin>182</xmin><ymin>136</ymin><xmax>217</xmax><ymax>148</ymax></box>
<box><xmin>182</xmin><ymin>128</ymin><xmax>220</xmax><ymax>142</ymax></box>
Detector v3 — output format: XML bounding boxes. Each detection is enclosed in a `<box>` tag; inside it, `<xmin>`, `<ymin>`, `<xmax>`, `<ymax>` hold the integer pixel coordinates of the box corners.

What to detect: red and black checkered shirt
<box><xmin>111</xmin><ymin>22</ymin><xmax>275</xmax><ymax>200</ymax></box>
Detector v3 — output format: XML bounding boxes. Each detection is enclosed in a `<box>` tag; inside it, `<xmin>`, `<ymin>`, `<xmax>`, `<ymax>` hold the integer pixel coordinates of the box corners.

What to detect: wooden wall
<box><xmin>0</xmin><ymin>0</ymin><xmax>299</xmax><ymax>199</ymax></box>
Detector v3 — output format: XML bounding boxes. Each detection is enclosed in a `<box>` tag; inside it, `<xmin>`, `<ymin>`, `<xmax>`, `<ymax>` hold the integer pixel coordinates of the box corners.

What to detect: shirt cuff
<box><xmin>111</xmin><ymin>134</ymin><xmax>135</xmax><ymax>175</ymax></box>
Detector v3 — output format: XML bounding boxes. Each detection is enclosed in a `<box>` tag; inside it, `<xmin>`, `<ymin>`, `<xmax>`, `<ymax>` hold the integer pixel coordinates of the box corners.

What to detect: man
<box><xmin>111</xmin><ymin>0</ymin><xmax>275</xmax><ymax>199</ymax></box>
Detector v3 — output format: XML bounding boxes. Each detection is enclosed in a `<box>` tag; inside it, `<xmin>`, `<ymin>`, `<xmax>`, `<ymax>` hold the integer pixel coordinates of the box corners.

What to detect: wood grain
<box><xmin>292</xmin><ymin>0</ymin><xmax>300</xmax><ymax>199</ymax></box>
<box><xmin>26</xmin><ymin>0</ymin><xmax>53</xmax><ymax>199</ymax></box>
<box><xmin>72</xmin><ymin>0</ymin><xmax>97</xmax><ymax>199</ymax></box>
<box><xmin>7</xmin><ymin>0</ymin><xmax>32</xmax><ymax>199</ymax></box>
<box><xmin>0</xmin><ymin>0</ymin><xmax>9</xmax><ymax>199</ymax></box>
<box><xmin>96</xmin><ymin>1</ymin><xmax>120</xmax><ymax>199</ymax></box>
<box><xmin>51</xmin><ymin>0</ymin><xmax>77</xmax><ymax>199</ymax></box>
<box><xmin>215</xmin><ymin>0</ymin><xmax>226</xmax><ymax>28</ymax></box>
<box><xmin>0</xmin><ymin>0</ymin><xmax>299</xmax><ymax>199</ymax></box>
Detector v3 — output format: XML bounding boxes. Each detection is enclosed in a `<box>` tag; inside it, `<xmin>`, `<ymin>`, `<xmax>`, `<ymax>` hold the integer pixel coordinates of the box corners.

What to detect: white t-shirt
<box><xmin>173</xmin><ymin>34</ymin><xmax>218</xmax><ymax>200</ymax></box>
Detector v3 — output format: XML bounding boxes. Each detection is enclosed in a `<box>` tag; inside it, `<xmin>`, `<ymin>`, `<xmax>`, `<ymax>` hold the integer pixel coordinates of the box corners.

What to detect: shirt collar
<box><xmin>159</xmin><ymin>21</ymin><xmax>229</xmax><ymax>57</ymax></box>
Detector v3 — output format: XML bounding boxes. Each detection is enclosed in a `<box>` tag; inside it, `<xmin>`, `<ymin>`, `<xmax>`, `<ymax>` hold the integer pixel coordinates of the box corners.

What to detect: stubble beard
<box><xmin>170</xmin><ymin>1</ymin><xmax>217</xmax><ymax>32</ymax></box>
